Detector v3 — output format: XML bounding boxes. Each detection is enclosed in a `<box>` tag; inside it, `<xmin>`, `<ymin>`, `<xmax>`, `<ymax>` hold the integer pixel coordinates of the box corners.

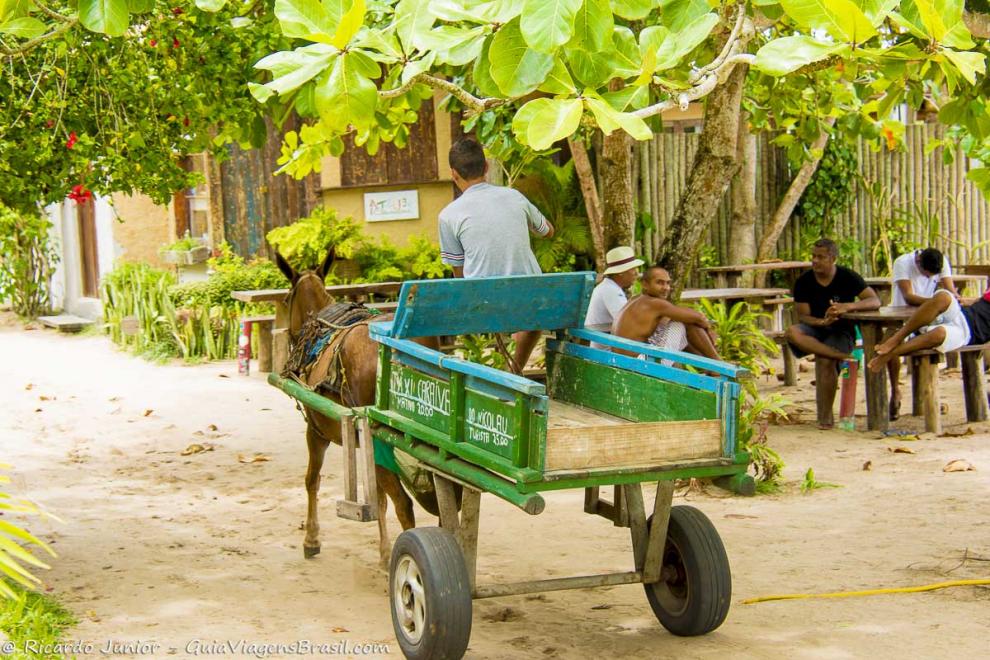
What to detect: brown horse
<box><xmin>275</xmin><ymin>249</ymin><xmax>431</xmax><ymax>563</ymax></box>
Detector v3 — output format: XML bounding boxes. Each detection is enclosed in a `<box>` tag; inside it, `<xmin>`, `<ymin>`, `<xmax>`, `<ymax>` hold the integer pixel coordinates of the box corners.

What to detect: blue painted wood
<box><xmin>567</xmin><ymin>328</ymin><xmax>749</xmax><ymax>379</ymax></box>
<box><xmin>389</xmin><ymin>273</ymin><xmax>595</xmax><ymax>339</ymax></box>
<box><xmin>373</xmin><ymin>330</ymin><xmax>546</xmax><ymax>397</ymax></box>
<box><xmin>547</xmin><ymin>339</ymin><xmax>722</xmax><ymax>393</ymax></box>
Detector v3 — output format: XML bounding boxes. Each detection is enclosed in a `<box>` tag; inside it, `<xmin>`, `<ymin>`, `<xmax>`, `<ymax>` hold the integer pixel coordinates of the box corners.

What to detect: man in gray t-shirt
<box><xmin>439</xmin><ymin>138</ymin><xmax>555</xmax><ymax>371</ymax></box>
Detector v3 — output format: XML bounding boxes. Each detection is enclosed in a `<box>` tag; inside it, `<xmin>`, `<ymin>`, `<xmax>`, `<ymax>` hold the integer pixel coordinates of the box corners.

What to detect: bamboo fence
<box><xmin>635</xmin><ymin>123</ymin><xmax>990</xmax><ymax>280</ymax></box>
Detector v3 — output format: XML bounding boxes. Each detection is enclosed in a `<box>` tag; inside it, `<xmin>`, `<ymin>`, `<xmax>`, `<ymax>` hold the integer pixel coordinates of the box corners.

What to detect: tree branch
<box><xmin>633</xmin><ymin>54</ymin><xmax>755</xmax><ymax>119</ymax></box>
<box><xmin>33</xmin><ymin>1</ymin><xmax>73</xmax><ymax>22</ymax></box>
<box><xmin>380</xmin><ymin>72</ymin><xmax>510</xmax><ymax>114</ymax></box>
<box><xmin>0</xmin><ymin>18</ymin><xmax>78</xmax><ymax>57</ymax></box>
<box><xmin>689</xmin><ymin>6</ymin><xmax>751</xmax><ymax>85</ymax></box>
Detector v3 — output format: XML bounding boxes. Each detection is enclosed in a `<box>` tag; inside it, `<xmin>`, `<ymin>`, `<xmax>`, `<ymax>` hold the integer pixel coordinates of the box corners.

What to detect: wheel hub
<box><xmin>393</xmin><ymin>555</ymin><xmax>427</xmax><ymax>644</ymax></box>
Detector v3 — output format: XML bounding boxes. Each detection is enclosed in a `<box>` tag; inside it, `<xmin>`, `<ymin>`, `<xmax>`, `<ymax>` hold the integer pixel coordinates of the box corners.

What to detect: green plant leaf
<box><xmin>523</xmin><ymin>98</ymin><xmax>583</xmax><ymax>149</ymax></box>
<box><xmin>610</xmin><ymin>0</ymin><xmax>652</xmax><ymax>19</ymax></box>
<box><xmin>253</xmin><ymin>45</ymin><xmax>338</xmax><ymax>100</ymax></box>
<box><xmin>419</xmin><ymin>25</ymin><xmax>486</xmax><ymax>65</ymax></box>
<box><xmin>0</xmin><ymin>16</ymin><xmax>45</xmax><ymax>38</ymax></box>
<box><xmin>521</xmin><ymin>0</ymin><xmax>582</xmax><ymax>52</ymax></box>
<box><xmin>510</xmin><ymin>97</ymin><xmax>546</xmax><ymax>146</ymax></box>
<box><xmin>570</xmin><ymin>0</ymin><xmax>613</xmax><ymax>53</ymax></box>
<box><xmin>942</xmin><ymin>48</ymin><xmax>985</xmax><ymax>85</ymax></box>
<box><xmin>754</xmin><ymin>35</ymin><xmax>843</xmax><ymax>76</ymax></box>
<box><xmin>585</xmin><ymin>96</ymin><xmax>652</xmax><ymax>140</ymax></box>
<box><xmin>658</xmin><ymin>0</ymin><xmax>709</xmax><ymax>31</ymax></box>
<box><xmin>608</xmin><ymin>25</ymin><xmax>641</xmax><ymax>77</ymax></box>
<box><xmin>538</xmin><ymin>57</ymin><xmax>577</xmax><ymax>93</ymax></box>
<box><xmin>194</xmin><ymin>0</ymin><xmax>227</xmax><ymax>11</ymax></box>
<box><xmin>395</xmin><ymin>0</ymin><xmax>435</xmax><ymax>53</ymax></box>
<box><xmin>489</xmin><ymin>18</ymin><xmax>553</xmax><ymax>96</ymax></box>
<box><xmin>316</xmin><ymin>50</ymin><xmax>378</xmax><ymax>130</ymax></box>
<box><xmin>654</xmin><ymin>12</ymin><xmax>717</xmax><ymax>70</ymax></box>
<box><xmin>274</xmin><ymin>0</ymin><xmax>348</xmax><ymax>42</ymax></box>
<box><xmin>331</xmin><ymin>0</ymin><xmax>364</xmax><ymax>48</ymax></box>
<box><xmin>473</xmin><ymin>36</ymin><xmax>502</xmax><ymax>97</ymax></box>
<box><xmin>779</xmin><ymin>0</ymin><xmax>877</xmax><ymax>42</ymax></box>
<box><xmin>566</xmin><ymin>45</ymin><xmax>613</xmax><ymax>87</ymax></box>
<box><xmin>78</xmin><ymin>0</ymin><xmax>129</xmax><ymax>36</ymax></box>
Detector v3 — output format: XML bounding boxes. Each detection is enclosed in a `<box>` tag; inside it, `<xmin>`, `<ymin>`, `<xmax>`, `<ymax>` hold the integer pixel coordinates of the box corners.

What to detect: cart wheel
<box><xmin>643</xmin><ymin>505</ymin><xmax>731</xmax><ymax>636</ymax></box>
<box><xmin>389</xmin><ymin>527</ymin><xmax>472</xmax><ymax>660</ymax></box>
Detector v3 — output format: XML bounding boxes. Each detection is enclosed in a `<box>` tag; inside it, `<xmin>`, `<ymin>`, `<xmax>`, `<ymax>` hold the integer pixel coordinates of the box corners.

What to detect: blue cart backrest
<box><xmin>389</xmin><ymin>272</ymin><xmax>596</xmax><ymax>339</ymax></box>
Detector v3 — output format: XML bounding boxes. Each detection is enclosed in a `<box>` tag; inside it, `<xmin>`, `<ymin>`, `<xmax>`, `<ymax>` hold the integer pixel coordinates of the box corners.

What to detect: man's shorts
<box><xmin>640</xmin><ymin>320</ymin><xmax>688</xmax><ymax>367</ymax></box>
<box><xmin>789</xmin><ymin>323</ymin><xmax>855</xmax><ymax>358</ymax></box>
<box><xmin>921</xmin><ymin>289</ymin><xmax>971</xmax><ymax>352</ymax></box>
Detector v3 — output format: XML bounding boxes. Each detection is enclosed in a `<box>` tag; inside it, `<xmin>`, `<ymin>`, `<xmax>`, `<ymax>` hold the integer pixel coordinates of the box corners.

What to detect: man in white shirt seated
<box><xmin>584</xmin><ymin>246</ymin><xmax>644</xmax><ymax>349</ymax></box>
<box><xmin>886</xmin><ymin>248</ymin><xmax>959</xmax><ymax>420</ymax></box>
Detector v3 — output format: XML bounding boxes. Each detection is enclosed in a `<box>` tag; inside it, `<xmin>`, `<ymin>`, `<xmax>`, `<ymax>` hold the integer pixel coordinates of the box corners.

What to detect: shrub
<box><xmin>0</xmin><ymin>203</ymin><xmax>59</xmax><ymax>318</ymax></box>
<box><xmin>0</xmin><ymin>465</ymin><xmax>56</xmax><ymax>600</ymax></box>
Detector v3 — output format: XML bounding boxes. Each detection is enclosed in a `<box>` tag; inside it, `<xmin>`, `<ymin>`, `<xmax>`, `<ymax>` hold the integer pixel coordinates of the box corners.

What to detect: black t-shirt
<box><xmin>964</xmin><ymin>299</ymin><xmax>990</xmax><ymax>344</ymax></box>
<box><xmin>793</xmin><ymin>265</ymin><xmax>867</xmax><ymax>336</ymax></box>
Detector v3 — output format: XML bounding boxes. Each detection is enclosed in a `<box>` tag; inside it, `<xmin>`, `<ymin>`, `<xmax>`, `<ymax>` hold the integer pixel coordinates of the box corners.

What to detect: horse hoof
<box><xmin>304</xmin><ymin>545</ymin><xmax>321</xmax><ymax>558</ymax></box>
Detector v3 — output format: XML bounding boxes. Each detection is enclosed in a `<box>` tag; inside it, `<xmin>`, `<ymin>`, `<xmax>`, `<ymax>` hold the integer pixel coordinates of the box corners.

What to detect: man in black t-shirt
<box><xmin>785</xmin><ymin>239</ymin><xmax>881</xmax><ymax>429</ymax></box>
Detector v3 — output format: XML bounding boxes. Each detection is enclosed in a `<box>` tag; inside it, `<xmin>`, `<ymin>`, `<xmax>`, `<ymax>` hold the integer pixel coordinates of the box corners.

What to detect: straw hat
<box><xmin>603</xmin><ymin>246</ymin><xmax>645</xmax><ymax>275</ymax></box>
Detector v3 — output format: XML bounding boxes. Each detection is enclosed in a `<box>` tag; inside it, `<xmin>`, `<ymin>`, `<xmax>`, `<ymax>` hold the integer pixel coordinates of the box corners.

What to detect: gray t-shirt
<box><xmin>439</xmin><ymin>183</ymin><xmax>550</xmax><ymax>278</ymax></box>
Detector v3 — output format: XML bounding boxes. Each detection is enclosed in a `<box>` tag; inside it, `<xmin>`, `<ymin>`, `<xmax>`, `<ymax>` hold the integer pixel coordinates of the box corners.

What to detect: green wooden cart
<box><xmin>271</xmin><ymin>273</ymin><xmax>751</xmax><ymax>660</ymax></box>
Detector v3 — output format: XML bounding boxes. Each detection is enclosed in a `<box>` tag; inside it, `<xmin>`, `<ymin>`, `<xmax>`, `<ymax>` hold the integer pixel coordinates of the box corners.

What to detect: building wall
<box><xmin>110</xmin><ymin>192</ymin><xmax>173</xmax><ymax>268</ymax></box>
<box><xmin>317</xmin><ymin>91</ymin><xmax>455</xmax><ymax>247</ymax></box>
<box><xmin>47</xmin><ymin>196</ymin><xmax>117</xmax><ymax>319</ymax></box>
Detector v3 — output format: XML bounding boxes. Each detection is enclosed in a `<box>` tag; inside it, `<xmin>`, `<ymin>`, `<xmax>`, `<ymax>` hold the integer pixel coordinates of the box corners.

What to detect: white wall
<box><xmin>47</xmin><ymin>195</ymin><xmax>119</xmax><ymax>320</ymax></box>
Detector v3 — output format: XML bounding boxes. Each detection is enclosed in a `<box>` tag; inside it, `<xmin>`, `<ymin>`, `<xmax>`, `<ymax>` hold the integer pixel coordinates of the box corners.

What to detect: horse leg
<box><xmin>375</xmin><ymin>466</ymin><xmax>416</xmax><ymax>566</ymax></box>
<box><xmin>303</xmin><ymin>424</ymin><xmax>330</xmax><ymax>558</ymax></box>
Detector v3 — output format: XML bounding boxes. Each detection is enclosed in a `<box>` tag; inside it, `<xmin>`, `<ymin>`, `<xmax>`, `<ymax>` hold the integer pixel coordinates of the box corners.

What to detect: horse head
<box><xmin>274</xmin><ymin>248</ymin><xmax>335</xmax><ymax>342</ymax></box>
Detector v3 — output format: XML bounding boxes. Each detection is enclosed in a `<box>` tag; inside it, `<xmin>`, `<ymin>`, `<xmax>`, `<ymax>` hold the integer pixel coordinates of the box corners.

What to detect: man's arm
<box><xmin>895</xmin><ymin>279</ymin><xmax>930</xmax><ymax>306</ymax></box>
<box><xmin>938</xmin><ymin>276</ymin><xmax>960</xmax><ymax>298</ymax></box>
<box><xmin>796</xmin><ymin>301</ymin><xmax>833</xmax><ymax>327</ymax></box>
<box><xmin>827</xmin><ymin>287</ymin><xmax>882</xmax><ymax>318</ymax></box>
<box><xmin>654</xmin><ymin>299</ymin><xmax>710</xmax><ymax>328</ymax></box>
<box><xmin>452</xmin><ymin>266</ymin><xmax>464</xmax><ymax>278</ymax></box>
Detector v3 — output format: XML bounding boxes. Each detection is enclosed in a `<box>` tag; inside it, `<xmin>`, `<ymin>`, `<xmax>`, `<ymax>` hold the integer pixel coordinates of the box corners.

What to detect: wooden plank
<box><xmin>390</xmin><ymin>273</ymin><xmax>595</xmax><ymax>338</ymax></box>
<box><xmin>38</xmin><ymin>315</ymin><xmax>94</xmax><ymax>333</ymax></box>
<box><xmin>358</xmin><ymin>416</ymin><xmax>378</xmax><ymax>510</ymax></box>
<box><xmin>547</xmin><ymin>351</ymin><xmax>719</xmax><ymax>422</ymax></box>
<box><xmin>918</xmin><ymin>354</ymin><xmax>941</xmax><ymax>435</ymax></box>
<box><xmin>545</xmin><ymin>419</ymin><xmax>722</xmax><ymax>470</ymax></box>
<box><xmin>257</xmin><ymin>320</ymin><xmax>273</xmax><ymax>372</ymax></box>
<box><xmin>961</xmin><ymin>351</ymin><xmax>988</xmax><ymax>422</ymax></box>
<box><xmin>456</xmin><ymin>488</ymin><xmax>481</xmax><ymax>588</ymax></box>
<box><xmin>548</xmin><ymin>400</ymin><xmax>627</xmax><ymax>429</ymax></box>
<box><xmin>642</xmin><ymin>481</ymin><xmax>674</xmax><ymax>584</ymax></box>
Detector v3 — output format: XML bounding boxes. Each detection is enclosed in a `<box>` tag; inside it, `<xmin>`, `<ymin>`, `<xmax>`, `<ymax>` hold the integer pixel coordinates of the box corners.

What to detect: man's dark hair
<box><xmin>449</xmin><ymin>138</ymin><xmax>486</xmax><ymax>180</ymax></box>
<box><xmin>812</xmin><ymin>238</ymin><xmax>838</xmax><ymax>258</ymax></box>
<box><xmin>918</xmin><ymin>247</ymin><xmax>944</xmax><ymax>275</ymax></box>
<box><xmin>642</xmin><ymin>265</ymin><xmax>667</xmax><ymax>279</ymax></box>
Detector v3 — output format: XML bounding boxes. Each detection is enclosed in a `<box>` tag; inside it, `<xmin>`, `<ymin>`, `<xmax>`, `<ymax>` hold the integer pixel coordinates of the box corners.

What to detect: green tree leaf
<box><xmin>510</xmin><ymin>96</ymin><xmax>546</xmax><ymax>146</ymax></box>
<box><xmin>571</xmin><ymin>0</ymin><xmax>613</xmax><ymax>53</ymax></box>
<box><xmin>78</xmin><ymin>0</ymin><xmax>129</xmax><ymax>36</ymax></box>
<box><xmin>521</xmin><ymin>0</ymin><xmax>582</xmax><ymax>52</ymax></box>
<box><xmin>395</xmin><ymin>0</ymin><xmax>435</xmax><ymax>53</ymax></box>
<box><xmin>608</xmin><ymin>25</ymin><xmax>641</xmax><ymax>77</ymax></box>
<box><xmin>489</xmin><ymin>18</ymin><xmax>553</xmax><ymax>96</ymax></box>
<box><xmin>779</xmin><ymin>0</ymin><xmax>877</xmax><ymax>42</ymax></box>
<box><xmin>567</xmin><ymin>46</ymin><xmax>613</xmax><ymax>87</ymax></box>
<box><xmin>419</xmin><ymin>25</ymin><xmax>486</xmax><ymax>65</ymax></box>
<box><xmin>538</xmin><ymin>57</ymin><xmax>577</xmax><ymax>93</ymax></box>
<box><xmin>654</xmin><ymin>12</ymin><xmax>717</xmax><ymax>70</ymax></box>
<box><xmin>316</xmin><ymin>51</ymin><xmax>379</xmax><ymax>130</ymax></box>
<box><xmin>610</xmin><ymin>0</ymin><xmax>652</xmax><ymax>20</ymax></box>
<box><xmin>942</xmin><ymin>48</ymin><xmax>985</xmax><ymax>84</ymax></box>
<box><xmin>523</xmin><ymin>98</ymin><xmax>583</xmax><ymax>149</ymax></box>
<box><xmin>585</xmin><ymin>96</ymin><xmax>652</xmax><ymax>140</ymax></box>
<box><xmin>473</xmin><ymin>36</ymin><xmax>503</xmax><ymax>97</ymax></box>
<box><xmin>194</xmin><ymin>0</ymin><xmax>227</xmax><ymax>12</ymax></box>
<box><xmin>658</xmin><ymin>0</ymin><xmax>709</xmax><ymax>31</ymax></box>
<box><xmin>274</xmin><ymin>0</ymin><xmax>348</xmax><ymax>42</ymax></box>
<box><xmin>331</xmin><ymin>0</ymin><xmax>364</xmax><ymax>48</ymax></box>
<box><xmin>253</xmin><ymin>45</ymin><xmax>338</xmax><ymax>99</ymax></box>
<box><xmin>754</xmin><ymin>35</ymin><xmax>844</xmax><ymax>75</ymax></box>
<box><xmin>0</xmin><ymin>16</ymin><xmax>45</xmax><ymax>38</ymax></box>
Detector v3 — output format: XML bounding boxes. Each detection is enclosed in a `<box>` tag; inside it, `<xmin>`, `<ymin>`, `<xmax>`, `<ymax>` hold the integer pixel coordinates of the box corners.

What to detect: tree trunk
<box><xmin>568</xmin><ymin>137</ymin><xmax>606</xmax><ymax>270</ymax></box>
<box><xmin>601</xmin><ymin>130</ymin><xmax>635</xmax><ymax>250</ymax></box>
<box><xmin>728</xmin><ymin>111</ymin><xmax>758</xmax><ymax>286</ymax></box>
<box><xmin>654</xmin><ymin>64</ymin><xmax>748</xmax><ymax>297</ymax></box>
<box><xmin>753</xmin><ymin>119</ymin><xmax>835</xmax><ymax>287</ymax></box>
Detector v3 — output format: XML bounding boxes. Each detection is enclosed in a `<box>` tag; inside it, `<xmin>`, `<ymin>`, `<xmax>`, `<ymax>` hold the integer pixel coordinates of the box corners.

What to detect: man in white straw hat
<box><xmin>584</xmin><ymin>246</ymin><xmax>645</xmax><ymax>349</ymax></box>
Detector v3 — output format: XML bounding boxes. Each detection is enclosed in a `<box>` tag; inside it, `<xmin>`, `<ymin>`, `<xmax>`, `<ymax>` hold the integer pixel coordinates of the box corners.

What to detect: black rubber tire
<box><xmin>389</xmin><ymin>527</ymin><xmax>472</xmax><ymax>660</ymax></box>
<box><xmin>643</xmin><ymin>505</ymin><xmax>731</xmax><ymax>636</ymax></box>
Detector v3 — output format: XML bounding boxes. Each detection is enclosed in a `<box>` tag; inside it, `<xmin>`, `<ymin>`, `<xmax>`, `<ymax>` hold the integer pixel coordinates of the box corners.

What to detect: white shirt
<box><xmin>891</xmin><ymin>251</ymin><xmax>952</xmax><ymax>306</ymax></box>
<box><xmin>585</xmin><ymin>278</ymin><xmax>628</xmax><ymax>349</ymax></box>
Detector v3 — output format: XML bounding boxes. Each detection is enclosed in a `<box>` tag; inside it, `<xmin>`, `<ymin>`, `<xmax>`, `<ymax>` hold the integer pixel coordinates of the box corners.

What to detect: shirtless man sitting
<box><xmin>612</xmin><ymin>266</ymin><xmax>719</xmax><ymax>360</ymax></box>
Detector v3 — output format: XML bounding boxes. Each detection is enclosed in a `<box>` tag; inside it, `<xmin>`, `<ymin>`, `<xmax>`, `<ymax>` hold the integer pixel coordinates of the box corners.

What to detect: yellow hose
<box><xmin>742</xmin><ymin>579</ymin><xmax>990</xmax><ymax>604</ymax></box>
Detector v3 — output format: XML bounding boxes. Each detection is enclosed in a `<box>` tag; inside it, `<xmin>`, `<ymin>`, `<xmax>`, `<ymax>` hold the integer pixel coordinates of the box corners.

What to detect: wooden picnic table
<box><xmin>865</xmin><ymin>273</ymin><xmax>987</xmax><ymax>302</ymax></box>
<box><xmin>682</xmin><ymin>287</ymin><xmax>791</xmax><ymax>331</ymax></box>
<box><xmin>232</xmin><ymin>282</ymin><xmax>404</xmax><ymax>372</ymax></box>
<box><xmin>701</xmin><ymin>262</ymin><xmax>810</xmax><ymax>288</ymax></box>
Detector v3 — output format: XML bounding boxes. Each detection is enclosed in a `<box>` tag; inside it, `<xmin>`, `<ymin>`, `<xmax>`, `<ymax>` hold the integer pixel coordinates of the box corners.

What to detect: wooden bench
<box><xmin>767</xmin><ymin>331</ymin><xmax>798</xmax><ymax>386</ymax></box>
<box><xmin>241</xmin><ymin>314</ymin><xmax>276</xmax><ymax>372</ymax></box>
<box><xmin>907</xmin><ymin>343</ymin><xmax>990</xmax><ymax>434</ymax></box>
<box><xmin>762</xmin><ymin>296</ymin><xmax>793</xmax><ymax>333</ymax></box>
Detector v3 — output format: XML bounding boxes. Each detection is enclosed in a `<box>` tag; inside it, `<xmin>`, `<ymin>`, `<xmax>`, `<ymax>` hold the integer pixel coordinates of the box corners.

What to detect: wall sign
<box><xmin>364</xmin><ymin>189</ymin><xmax>419</xmax><ymax>222</ymax></box>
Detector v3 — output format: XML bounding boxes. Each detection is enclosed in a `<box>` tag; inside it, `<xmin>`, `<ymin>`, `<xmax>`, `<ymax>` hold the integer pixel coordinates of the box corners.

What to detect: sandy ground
<box><xmin>2</xmin><ymin>314</ymin><xmax>989</xmax><ymax>659</ymax></box>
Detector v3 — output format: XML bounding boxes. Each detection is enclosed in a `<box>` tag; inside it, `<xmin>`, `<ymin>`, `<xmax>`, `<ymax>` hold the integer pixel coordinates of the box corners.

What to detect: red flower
<box><xmin>68</xmin><ymin>184</ymin><xmax>92</xmax><ymax>204</ymax></box>
<box><xmin>149</xmin><ymin>38</ymin><xmax>157</xmax><ymax>47</ymax></box>
<box><xmin>66</xmin><ymin>131</ymin><xmax>77</xmax><ymax>149</ymax></box>
<box><xmin>171</xmin><ymin>6</ymin><xmax>183</xmax><ymax>14</ymax></box>
<box><xmin>183</xmin><ymin>116</ymin><xmax>190</xmax><ymax>127</ymax></box>
<box><xmin>45</xmin><ymin>119</ymin><xmax>55</xmax><ymax>128</ymax></box>
<box><xmin>172</xmin><ymin>37</ymin><xmax>180</xmax><ymax>48</ymax></box>
<box><xmin>883</xmin><ymin>127</ymin><xmax>897</xmax><ymax>151</ymax></box>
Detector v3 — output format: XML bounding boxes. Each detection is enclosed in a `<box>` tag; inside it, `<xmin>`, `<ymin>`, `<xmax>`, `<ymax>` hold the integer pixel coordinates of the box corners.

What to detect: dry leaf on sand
<box><xmin>888</xmin><ymin>446</ymin><xmax>916</xmax><ymax>454</ymax></box>
<box><xmin>943</xmin><ymin>459</ymin><xmax>976</xmax><ymax>472</ymax></box>
<box><xmin>143</xmin><ymin>409</ymin><xmax>154</xmax><ymax>417</ymax></box>
<box><xmin>238</xmin><ymin>453</ymin><xmax>270</xmax><ymax>464</ymax></box>
<box><xmin>863</xmin><ymin>460</ymin><xmax>873</xmax><ymax>471</ymax></box>
<box><xmin>181</xmin><ymin>443</ymin><xmax>214</xmax><ymax>456</ymax></box>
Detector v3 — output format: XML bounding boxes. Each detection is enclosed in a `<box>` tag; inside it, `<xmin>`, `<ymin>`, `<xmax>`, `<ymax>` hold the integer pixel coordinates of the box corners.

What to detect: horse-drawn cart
<box><xmin>270</xmin><ymin>273</ymin><xmax>751</xmax><ymax>659</ymax></box>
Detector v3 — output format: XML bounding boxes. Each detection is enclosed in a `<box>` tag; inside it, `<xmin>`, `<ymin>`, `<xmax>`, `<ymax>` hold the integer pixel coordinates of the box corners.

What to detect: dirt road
<box><xmin>2</xmin><ymin>317</ymin><xmax>988</xmax><ymax>659</ymax></box>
